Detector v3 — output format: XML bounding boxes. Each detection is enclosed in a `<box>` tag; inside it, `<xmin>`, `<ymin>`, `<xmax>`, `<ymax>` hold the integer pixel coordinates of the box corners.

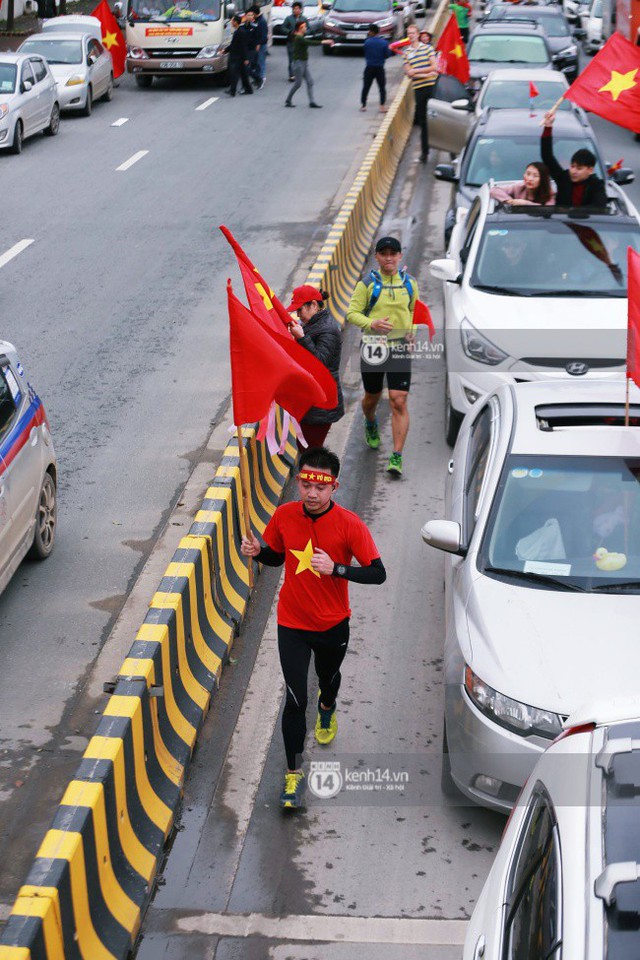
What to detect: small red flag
<box><xmin>436</xmin><ymin>15</ymin><xmax>470</xmax><ymax>84</ymax></box>
<box><xmin>228</xmin><ymin>281</ymin><xmax>328</xmax><ymax>425</ymax></box>
<box><xmin>529</xmin><ymin>80</ymin><xmax>540</xmax><ymax>99</ymax></box>
<box><xmin>91</xmin><ymin>0</ymin><xmax>126</xmax><ymax>78</ymax></box>
<box><xmin>628</xmin><ymin>248</ymin><xmax>640</xmax><ymax>388</ymax></box>
<box><xmin>608</xmin><ymin>157</ymin><xmax>624</xmax><ymax>173</ymax></box>
<box><xmin>413</xmin><ymin>299</ymin><xmax>435</xmax><ymax>340</ymax></box>
<box><xmin>564</xmin><ymin>33</ymin><xmax>640</xmax><ymax>134</ymax></box>
<box><xmin>566</xmin><ymin>224</ymin><xmax>624</xmax><ymax>284</ymax></box>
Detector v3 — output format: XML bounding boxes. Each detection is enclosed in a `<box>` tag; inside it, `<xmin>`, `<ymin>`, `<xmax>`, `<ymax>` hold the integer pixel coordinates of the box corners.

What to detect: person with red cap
<box><xmin>286</xmin><ymin>284</ymin><xmax>344</xmax><ymax>450</ymax></box>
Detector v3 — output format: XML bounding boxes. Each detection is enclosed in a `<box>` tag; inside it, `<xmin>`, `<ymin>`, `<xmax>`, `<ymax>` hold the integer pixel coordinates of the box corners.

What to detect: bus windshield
<box><xmin>128</xmin><ymin>0</ymin><xmax>222</xmax><ymax>21</ymax></box>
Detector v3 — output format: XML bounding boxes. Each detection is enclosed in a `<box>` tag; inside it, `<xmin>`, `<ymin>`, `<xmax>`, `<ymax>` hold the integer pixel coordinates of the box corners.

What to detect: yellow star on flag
<box><xmin>290</xmin><ymin>539</ymin><xmax>321</xmax><ymax>577</ymax></box>
<box><xmin>599</xmin><ymin>68</ymin><xmax>638</xmax><ymax>102</ymax></box>
<box><xmin>450</xmin><ymin>43</ymin><xmax>463</xmax><ymax>59</ymax></box>
<box><xmin>102</xmin><ymin>30</ymin><xmax>120</xmax><ymax>50</ymax></box>
<box><xmin>587</xmin><ymin>238</ymin><xmax>605</xmax><ymax>255</ymax></box>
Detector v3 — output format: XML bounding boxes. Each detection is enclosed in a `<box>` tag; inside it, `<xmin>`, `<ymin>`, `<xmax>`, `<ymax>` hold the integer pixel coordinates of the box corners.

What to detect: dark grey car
<box><xmin>481</xmin><ymin>4</ymin><xmax>579</xmax><ymax>81</ymax></box>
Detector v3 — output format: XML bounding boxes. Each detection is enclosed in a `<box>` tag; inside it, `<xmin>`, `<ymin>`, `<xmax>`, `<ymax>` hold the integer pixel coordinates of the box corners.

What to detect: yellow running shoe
<box><xmin>280</xmin><ymin>770</ymin><xmax>306</xmax><ymax>809</ymax></box>
<box><xmin>315</xmin><ymin>697</ymin><xmax>338</xmax><ymax>745</ymax></box>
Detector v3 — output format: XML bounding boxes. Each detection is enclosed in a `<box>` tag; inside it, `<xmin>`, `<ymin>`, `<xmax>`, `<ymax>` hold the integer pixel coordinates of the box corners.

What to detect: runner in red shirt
<box><xmin>241</xmin><ymin>447</ymin><xmax>386</xmax><ymax>809</ymax></box>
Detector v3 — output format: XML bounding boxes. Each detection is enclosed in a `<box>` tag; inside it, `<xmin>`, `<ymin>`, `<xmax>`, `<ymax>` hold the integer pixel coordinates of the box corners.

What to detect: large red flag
<box><xmin>564</xmin><ymin>33</ymin><xmax>640</xmax><ymax>133</ymax></box>
<box><xmin>220</xmin><ymin>225</ymin><xmax>337</xmax><ymax>409</ymax></box>
<box><xmin>436</xmin><ymin>15</ymin><xmax>470</xmax><ymax>84</ymax></box>
<box><xmin>91</xmin><ymin>0</ymin><xmax>126</xmax><ymax>78</ymax></box>
<box><xmin>228</xmin><ymin>282</ymin><xmax>327</xmax><ymax>425</ymax></box>
<box><xmin>628</xmin><ymin>248</ymin><xmax>640</xmax><ymax>388</ymax></box>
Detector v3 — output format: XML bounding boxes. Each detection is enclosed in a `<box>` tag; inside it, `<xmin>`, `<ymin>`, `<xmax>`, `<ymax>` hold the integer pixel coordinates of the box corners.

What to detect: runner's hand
<box><xmin>371</xmin><ymin>317</ymin><xmax>393</xmax><ymax>333</ymax></box>
<box><xmin>311</xmin><ymin>548</ymin><xmax>335</xmax><ymax>575</ymax></box>
<box><xmin>241</xmin><ymin>532</ymin><xmax>261</xmax><ymax>557</ymax></box>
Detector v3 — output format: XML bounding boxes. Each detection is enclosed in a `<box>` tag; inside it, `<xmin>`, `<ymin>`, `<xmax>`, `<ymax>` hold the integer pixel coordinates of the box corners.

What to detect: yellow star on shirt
<box><xmin>290</xmin><ymin>539</ymin><xmax>321</xmax><ymax>577</ymax></box>
<box><xmin>599</xmin><ymin>68</ymin><xmax>638</xmax><ymax>102</ymax></box>
<box><xmin>450</xmin><ymin>43</ymin><xmax>463</xmax><ymax>59</ymax></box>
<box><xmin>102</xmin><ymin>30</ymin><xmax>120</xmax><ymax>50</ymax></box>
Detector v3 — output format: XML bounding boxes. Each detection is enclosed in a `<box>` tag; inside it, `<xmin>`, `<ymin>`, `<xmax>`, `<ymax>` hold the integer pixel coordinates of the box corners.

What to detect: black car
<box><xmin>482</xmin><ymin>4</ymin><xmax>579</xmax><ymax>81</ymax></box>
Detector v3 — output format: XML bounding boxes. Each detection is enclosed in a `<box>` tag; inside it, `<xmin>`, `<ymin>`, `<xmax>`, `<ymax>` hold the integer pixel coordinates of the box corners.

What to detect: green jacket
<box><xmin>346</xmin><ymin>271</ymin><xmax>418</xmax><ymax>339</ymax></box>
<box><xmin>450</xmin><ymin>0</ymin><xmax>470</xmax><ymax>28</ymax></box>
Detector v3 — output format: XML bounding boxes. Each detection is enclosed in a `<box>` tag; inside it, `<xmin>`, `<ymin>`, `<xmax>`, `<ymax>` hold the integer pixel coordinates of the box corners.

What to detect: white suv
<box><xmin>430</xmin><ymin>184</ymin><xmax>640</xmax><ymax>445</ymax></box>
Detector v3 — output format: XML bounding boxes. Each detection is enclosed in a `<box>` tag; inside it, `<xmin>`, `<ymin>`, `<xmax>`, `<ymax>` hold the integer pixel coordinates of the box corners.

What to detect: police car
<box><xmin>0</xmin><ymin>341</ymin><xmax>57</xmax><ymax>595</ymax></box>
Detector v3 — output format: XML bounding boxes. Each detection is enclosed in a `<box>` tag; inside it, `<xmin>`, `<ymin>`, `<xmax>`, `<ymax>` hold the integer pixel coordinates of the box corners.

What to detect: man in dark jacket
<box><xmin>361</xmin><ymin>24</ymin><xmax>391</xmax><ymax>112</ymax></box>
<box><xmin>225</xmin><ymin>13</ymin><xmax>253</xmax><ymax>96</ymax></box>
<box><xmin>283</xmin><ymin>1</ymin><xmax>308</xmax><ymax>81</ymax></box>
<box><xmin>541</xmin><ymin>113</ymin><xmax>608</xmax><ymax>208</ymax></box>
<box><xmin>250</xmin><ymin>3</ymin><xmax>268</xmax><ymax>88</ymax></box>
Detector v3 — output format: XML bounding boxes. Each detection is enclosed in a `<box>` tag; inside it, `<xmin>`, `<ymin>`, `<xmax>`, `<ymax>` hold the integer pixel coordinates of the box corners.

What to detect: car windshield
<box><xmin>0</xmin><ymin>62</ymin><xmax>17</xmax><ymax>93</ymax></box>
<box><xmin>471</xmin><ymin>219</ymin><xmax>640</xmax><ymax>296</ymax></box>
<box><xmin>480</xmin><ymin>79</ymin><xmax>570</xmax><ymax>110</ymax></box>
<box><xmin>467</xmin><ymin>34</ymin><xmax>549</xmax><ymax>63</ymax></box>
<box><xmin>465</xmin><ymin>134</ymin><xmax>604</xmax><ymax>186</ymax></box>
<box><xmin>20</xmin><ymin>38</ymin><xmax>83</xmax><ymax>64</ymax></box>
<box><xmin>480</xmin><ymin>455</ymin><xmax>640</xmax><ymax>593</ymax></box>
<box><xmin>128</xmin><ymin>0</ymin><xmax>221</xmax><ymax>21</ymax></box>
<box><xmin>487</xmin><ymin>11</ymin><xmax>571</xmax><ymax>36</ymax></box>
<box><xmin>332</xmin><ymin>0</ymin><xmax>390</xmax><ymax>11</ymax></box>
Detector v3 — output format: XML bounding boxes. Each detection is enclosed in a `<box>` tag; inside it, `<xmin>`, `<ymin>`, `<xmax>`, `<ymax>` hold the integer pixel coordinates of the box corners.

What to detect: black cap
<box><xmin>375</xmin><ymin>236</ymin><xmax>401</xmax><ymax>253</ymax></box>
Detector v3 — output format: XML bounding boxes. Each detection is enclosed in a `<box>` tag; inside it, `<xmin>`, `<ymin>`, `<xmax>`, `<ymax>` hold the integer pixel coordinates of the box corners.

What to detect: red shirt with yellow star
<box><xmin>263</xmin><ymin>501</ymin><xmax>380</xmax><ymax>631</ymax></box>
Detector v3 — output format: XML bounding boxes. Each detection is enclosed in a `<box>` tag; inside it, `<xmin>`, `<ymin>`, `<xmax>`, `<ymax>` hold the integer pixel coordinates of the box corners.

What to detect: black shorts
<box><xmin>361</xmin><ymin>370</ymin><xmax>411</xmax><ymax>394</ymax></box>
<box><xmin>361</xmin><ymin>339</ymin><xmax>412</xmax><ymax>394</ymax></box>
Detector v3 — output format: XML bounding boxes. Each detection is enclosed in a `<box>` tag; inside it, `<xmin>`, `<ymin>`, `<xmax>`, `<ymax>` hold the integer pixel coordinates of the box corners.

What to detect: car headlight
<box><xmin>325</xmin><ymin>17</ymin><xmax>337</xmax><ymax>26</ymax></box>
<box><xmin>65</xmin><ymin>74</ymin><xmax>87</xmax><ymax>86</ymax></box>
<box><xmin>197</xmin><ymin>44</ymin><xmax>219</xmax><ymax>57</ymax></box>
<box><xmin>460</xmin><ymin>317</ymin><xmax>508</xmax><ymax>366</ymax></box>
<box><xmin>127</xmin><ymin>45</ymin><xmax>149</xmax><ymax>59</ymax></box>
<box><xmin>557</xmin><ymin>44</ymin><xmax>577</xmax><ymax>56</ymax></box>
<box><xmin>0</xmin><ymin>104</ymin><xmax>8</xmax><ymax>119</ymax></box>
<box><xmin>378</xmin><ymin>16</ymin><xmax>395</xmax><ymax>25</ymax></box>
<box><xmin>465</xmin><ymin>666</ymin><xmax>563</xmax><ymax>739</ymax></box>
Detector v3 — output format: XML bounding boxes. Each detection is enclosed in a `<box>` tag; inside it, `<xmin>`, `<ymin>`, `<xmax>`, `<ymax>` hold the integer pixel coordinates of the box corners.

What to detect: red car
<box><xmin>322</xmin><ymin>0</ymin><xmax>406</xmax><ymax>50</ymax></box>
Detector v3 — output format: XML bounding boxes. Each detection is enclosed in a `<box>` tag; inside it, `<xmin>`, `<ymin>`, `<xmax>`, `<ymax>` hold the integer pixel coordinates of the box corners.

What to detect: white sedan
<box><xmin>18</xmin><ymin>32</ymin><xmax>113</xmax><ymax>115</ymax></box>
<box><xmin>0</xmin><ymin>53</ymin><xmax>60</xmax><ymax>153</ymax></box>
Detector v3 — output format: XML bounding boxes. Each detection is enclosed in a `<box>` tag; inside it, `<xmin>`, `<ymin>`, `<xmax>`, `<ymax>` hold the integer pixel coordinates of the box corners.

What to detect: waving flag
<box><xmin>628</xmin><ymin>249</ymin><xmax>640</xmax><ymax>389</ymax></box>
<box><xmin>413</xmin><ymin>299</ymin><xmax>435</xmax><ymax>340</ymax></box>
<box><xmin>529</xmin><ymin>80</ymin><xmax>540</xmax><ymax>99</ymax></box>
<box><xmin>91</xmin><ymin>0</ymin><xmax>126</xmax><ymax>78</ymax></box>
<box><xmin>564</xmin><ymin>33</ymin><xmax>640</xmax><ymax>133</ymax></box>
<box><xmin>566</xmin><ymin>224</ymin><xmax>624</xmax><ymax>285</ymax></box>
<box><xmin>436</xmin><ymin>15</ymin><xmax>469</xmax><ymax>84</ymax></box>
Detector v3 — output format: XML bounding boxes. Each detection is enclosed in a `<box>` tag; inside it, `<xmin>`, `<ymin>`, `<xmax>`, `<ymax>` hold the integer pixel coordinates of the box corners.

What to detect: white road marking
<box><xmin>116</xmin><ymin>150</ymin><xmax>148</xmax><ymax>171</ymax></box>
<box><xmin>111</xmin><ymin>117</ymin><xmax>129</xmax><ymax>127</ymax></box>
<box><xmin>177</xmin><ymin>912</ymin><xmax>469</xmax><ymax>945</ymax></box>
<box><xmin>0</xmin><ymin>239</ymin><xmax>34</xmax><ymax>270</ymax></box>
<box><xmin>196</xmin><ymin>96</ymin><xmax>219</xmax><ymax>111</ymax></box>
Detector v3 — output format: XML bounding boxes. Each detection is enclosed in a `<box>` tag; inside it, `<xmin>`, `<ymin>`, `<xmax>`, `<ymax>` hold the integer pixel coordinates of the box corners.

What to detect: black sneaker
<box><xmin>285</xmin><ymin>100</ymin><xmax>294</xmax><ymax>107</ymax></box>
<box><xmin>309</xmin><ymin>102</ymin><xmax>322</xmax><ymax>108</ymax></box>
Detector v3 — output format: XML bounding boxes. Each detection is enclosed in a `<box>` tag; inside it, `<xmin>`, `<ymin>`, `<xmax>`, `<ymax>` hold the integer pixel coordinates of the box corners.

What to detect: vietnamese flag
<box><xmin>628</xmin><ymin>249</ymin><xmax>640</xmax><ymax>389</ymax></box>
<box><xmin>564</xmin><ymin>33</ymin><xmax>640</xmax><ymax>133</ymax></box>
<box><xmin>436</xmin><ymin>15</ymin><xmax>470</xmax><ymax>84</ymax></box>
<box><xmin>91</xmin><ymin>0</ymin><xmax>126</xmax><ymax>78</ymax></box>
<box><xmin>228</xmin><ymin>282</ymin><xmax>327</xmax><ymax>425</ymax></box>
<box><xmin>529</xmin><ymin>80</ymin><xmax>539</xmax><ymax>99</ymax></box>
<box><xmin>413</xmin><ymin>299</ymin><xmax>435</xmax><ymax>340</ymax></box>
<box><xmin>220</xmin><ymin>225</ymin><xmax>337</xmax><ymax>409</ymax></box>
<box><xmin>566</xmin><ymin>224</ymin><xmax>623</xmax><ymax>284</ymax></box>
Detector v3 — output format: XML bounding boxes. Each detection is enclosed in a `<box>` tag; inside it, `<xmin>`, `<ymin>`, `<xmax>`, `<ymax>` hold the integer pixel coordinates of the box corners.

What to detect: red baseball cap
<box><xmin>286</xmin><ymin>284</ymin><xmax>324</xmax><ymax>312</ymax></box>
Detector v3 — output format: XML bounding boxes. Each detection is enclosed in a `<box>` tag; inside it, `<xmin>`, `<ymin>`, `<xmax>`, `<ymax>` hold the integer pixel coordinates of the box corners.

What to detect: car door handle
<box><xmin>448</xmin><ymin>459</ymin><xmax>454</xmax><ymax>474</ymax></box>
<box><xmin>29</xmin><ymin>426</ymin><xmax>38</xmax><ymax>445</ymax></box>
<box><xmin>473</xmin><ymin>935</ymin><xmax>486</xmax><ymax>960</ymax></box>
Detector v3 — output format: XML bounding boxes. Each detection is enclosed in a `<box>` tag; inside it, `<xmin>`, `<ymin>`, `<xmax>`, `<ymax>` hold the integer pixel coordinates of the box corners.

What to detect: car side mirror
<box><xmin>421</xmin><ymin>520</ymin><xmax>466</xmax><ymax>556</ymax></box>
<box><xmin>451</xmin><ymin>98</ymin><xmax>471</xmax><ymax>111</ymax></box>
<box><xmin>226</xmin><ymin>1</ymin><xmax>236</xmax><ymax>15</ymax></box>
<box><xmin>430</xmin><ymin>258</ymin><xmax>461</xmax><ymax>283</ymax></box>
<box><xmin>22</xmin><ymin>78</ymin><xmax>33</xmax><ymax>92</ymax></box>
<box><xmin>321</xmin><ymin>1</ymin><xmax>332</xmax><ymax>8</ymax></box>
<box><xmin>113</xmin><ymin>0</ymin><xmax>123</xmax><ymax>12</ymax></box>
<box><xmin>434</xmin><ymin>162</ymin><xmax>459</xmax><ymax>183</ymax></box>
<box><xmin>611</xmin><ymin>167</ymin><xmax>634</xmax><ymax>186</ymax></box>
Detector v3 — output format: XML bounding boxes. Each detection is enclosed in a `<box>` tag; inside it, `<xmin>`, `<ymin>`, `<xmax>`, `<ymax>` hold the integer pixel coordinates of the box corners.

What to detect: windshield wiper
<box><xmin>591</xmin><ymin>580</ymin><xmax>640</xmax><ymax>593</ymax></box>
<box><xmin>484</xmin><ymin>565</ymin><xmax>587</xmax><ymax>591</ymax></box>
<box><xmin>533</xmin><ymin>289</ymin><xmax>621</xmax><ymax>297</ymax></box>
<box><xmin>473</xmin><ymin>283</ymin><xmax>520</xmax><ymax>295</ymax></box>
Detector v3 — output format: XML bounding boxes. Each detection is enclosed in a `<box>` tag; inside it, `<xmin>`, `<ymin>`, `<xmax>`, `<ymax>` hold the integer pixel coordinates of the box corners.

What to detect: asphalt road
<box><xmin>0</xmin><ymin>45</ymin><xmax>407</xmax><ymax>907</ymax></box>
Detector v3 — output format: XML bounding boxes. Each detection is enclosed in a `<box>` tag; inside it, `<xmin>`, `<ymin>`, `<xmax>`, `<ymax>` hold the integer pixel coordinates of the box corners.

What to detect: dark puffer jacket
<box><xmin>297</xmin><ymin>308</ymin><xmax>345</xmax><ymax>425</ymax></box>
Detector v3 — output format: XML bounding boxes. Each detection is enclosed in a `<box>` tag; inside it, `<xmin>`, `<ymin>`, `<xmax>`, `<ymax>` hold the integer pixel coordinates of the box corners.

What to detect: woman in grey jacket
<box><xmin>286</xmin><ymin>284</ymin><xmax>345</xmax><ymax>450</ymax></box>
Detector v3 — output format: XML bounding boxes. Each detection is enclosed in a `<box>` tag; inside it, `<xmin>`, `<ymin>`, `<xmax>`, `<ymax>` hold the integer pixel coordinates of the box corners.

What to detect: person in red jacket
<box><xmin>241</xmin><ymin>446</ymin><xmax>386</xmax><ymax>810</ymax></box>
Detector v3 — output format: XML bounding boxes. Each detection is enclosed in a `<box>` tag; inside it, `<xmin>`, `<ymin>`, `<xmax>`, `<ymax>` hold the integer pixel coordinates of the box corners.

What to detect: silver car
<box><xmin>18</xmin><ymin>32</ymin><xmax>113</xmax><ymax>115</ymax></box>
<box><xmin>0</xmin><ymin>342</ymin><xmax>57</xmax><ymax>596</ymax></box>
<box><xmin>0</xmin><ymin>53</ymin><xmax>60</xmax><ymax>154</ymax></box>
<box><xmin>421</xmin><ymin>380</ymin><xmax>640</xmax><ymax>813</ymax></box>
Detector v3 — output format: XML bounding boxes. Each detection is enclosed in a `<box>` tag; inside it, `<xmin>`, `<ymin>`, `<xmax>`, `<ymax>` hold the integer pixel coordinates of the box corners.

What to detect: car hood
<box><xmin>470</xmin><ymin>59</ymin><xmax>551</xmax><ymax>79</ymax></box>
<box><xmin>48</xmin><ymin>63</ymin><xmax>85</xmax><ymax>81</ymax></box>
<box><xmin>0</xmin><ymin>92</ymin><xmax>17</xmax><ymax>104</ymax></box>
<box><xmin>329</xmin><ymin>10</ymin><xmax>392</xmax><ymax>21</ymax></box>
<box><xmin>465</xmin><ymin>573</ymin><xmax>640</xmax><ymax>714</ymax></box>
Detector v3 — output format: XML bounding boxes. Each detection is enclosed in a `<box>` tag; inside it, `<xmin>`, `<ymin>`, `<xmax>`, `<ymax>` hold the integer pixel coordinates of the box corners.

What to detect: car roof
<box><xmin>0</xmin><ymin>52</ymin><xmax>41</xmax><ymax>63</ymax></box>
<box><xmin>474</xmin><ymin>106</ymin><xmax>589</xmax><ymax>135</ymax></box>
<box><xmin>472</xmin><ymin>20</ymin><xmax>547</xmax><ymax>33</ymax></box>
<box><xmin>503</xmin><ymin>381</ymin><xmax>640</xmax><ymax>457</ymax></box>
<box><xmin>484</xmin><ymin>66</ymin><xmax>568</xmax><ymax>82</ymax></box>
<box><xmin>22</xmin><ymin>32</ymin><xmax>90</xmax><ymax>41</ymax></box>
<box><xmin>488</xmin><ymin>3</ymin><xmax>566</xmax><ymax>13</ymax></box>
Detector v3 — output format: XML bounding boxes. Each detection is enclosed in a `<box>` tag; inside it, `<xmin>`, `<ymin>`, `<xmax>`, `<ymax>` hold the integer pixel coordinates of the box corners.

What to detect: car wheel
<box><xmin>10</xmin><ymin>119</ymin><xmax>23</xmax><ymax>155</ymax></box>
<box><xmin>135</xmin><ymin>74</ymin><xmax>153</xmax><ymax>88</ymax></box>
<box><xmin>44</xmin><ymin>102</ymin><xmax>60</xmax><ymax>136</ymax></box>
<box><xmin>322</xmin><ymin>43</ymin><xmax>332</xmax><ymax>55</ymax></box>
<box><xmin>27</xmin><ymin>472</ymin><xmax>57</xmax><ymax>561</ymax></box>
<box><xmin>102</xmin><ymin>73</ymin><xmax>114</xmax><ymax>102</ymax></box>
<box><xmin>444</xmin><ymin>376</ymin><xmax>463</xmax><ymax>447</ymax></box>
<box><xmin>441</xmin><ymin>720</ymin><xmax>462</xmax><ymax>797</ymax></box>
<box><xmin>81</xmin><ymin>85</ymin><xmax>93</xmax><ymax>117</ymax></box>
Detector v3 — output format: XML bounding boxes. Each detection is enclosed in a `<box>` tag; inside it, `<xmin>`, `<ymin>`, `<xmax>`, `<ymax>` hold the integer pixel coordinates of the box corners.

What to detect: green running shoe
<box><xmin>315</xmin><ymin>697</ymin><xmax>338</xmax><ymax>745</ymax></box>
<box><xmin>386</xmin><ymin>452</ymin><xmax>403</xmax><ymax>476</ymax></box>
<box><xmin>364</xmin><ymin>418</ymin><xmax>381</xmax><ymax>449</ymax></box>
<box><xmin>280</xmin><ymin>770</ymin><xmax>306</xmax><ymax>809</ymax></box>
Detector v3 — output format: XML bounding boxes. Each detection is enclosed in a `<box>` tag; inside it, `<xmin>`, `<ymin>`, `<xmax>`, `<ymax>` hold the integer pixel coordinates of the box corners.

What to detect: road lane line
<box><xmin>0</xmin><ymin>239</ymin><xmax>34</xmax><ymax>270</ymax></box>
<box><xmin>177</xmin><ymin>912</ymin><xmax>469</xmax><ymax>945</ymax></box>
<box><xmin>111</xmin><ymin>117</ymin><xmax>129</xmax><ymax>127</ymax></box>
<box><xmin>196</xmin><ymin>97</ymin><xmax>218</xmax><ymax>111</ymax></box>
<box><xmin>116</xmin><ymin>150</ymin><xmax>148</xmax><ymax>171</ymax></box>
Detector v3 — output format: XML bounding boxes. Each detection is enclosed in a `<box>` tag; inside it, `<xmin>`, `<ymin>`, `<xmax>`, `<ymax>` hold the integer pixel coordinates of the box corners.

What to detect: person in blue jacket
<box><xmin>249</xmin><ymin>3</ymin><xmax>268</xmax><ymax>88</ymax></box>
<box><xmin>361</xmin><ymin>24</ymin><xmax>392</xmax><ymax>112</ymax></box>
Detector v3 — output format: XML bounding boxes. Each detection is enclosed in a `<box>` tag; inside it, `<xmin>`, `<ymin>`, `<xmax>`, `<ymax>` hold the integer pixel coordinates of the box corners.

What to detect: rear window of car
<box><xmin>467</xmin><ymin>34</ymin><xmax>549</xmax><ymax>63</ymax></box>
<box><xmin>487</xmin><ymin>10</ymin><xmax>571</xmax><ymax>36</ymax></box>
<box><xmin>20</xmin><ymin>39</ymin><xmax>83</xmax><ymax>65</ymax></box>
<box><xmin>480</xmin><ymin>79</ymin><xmax>570</xmax><ymax>110</ymax></box>
<box><xmin>0</xmin><ymin>62</ymin><xmax>17</xmax><ymax>94</ymax></box>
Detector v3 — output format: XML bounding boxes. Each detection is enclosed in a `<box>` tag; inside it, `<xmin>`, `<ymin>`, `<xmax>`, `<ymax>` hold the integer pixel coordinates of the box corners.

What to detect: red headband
<box><xmin>298</xmin><ymin>470</ymin><xmax>336</xmax><ymax>485</ymax></box>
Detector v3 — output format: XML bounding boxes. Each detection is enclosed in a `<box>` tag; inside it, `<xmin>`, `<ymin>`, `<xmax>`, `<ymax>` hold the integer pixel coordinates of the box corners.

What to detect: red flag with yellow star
<box><xmin>564</xmin><ymin>33</ymin><xmax>640</xmax><ymax>133</ymax></box>
<box><xmin>566</xmin><ymin>224</ymin><xmax>624</xmax><ymax>285</ymax></box>
<box><xmin>628</xmin><ymin>248</ymin><xmax>640</xmax><ymax>389</ymax></box>
<box><xmin>435</xmin><ymin>14</ymin><xmax>469</xmax><ymax>84</ymax></box>
<box><xmin>91</xmin><ymin>0</ymin><xmax>126</xmax><ymax>78</ymax></box>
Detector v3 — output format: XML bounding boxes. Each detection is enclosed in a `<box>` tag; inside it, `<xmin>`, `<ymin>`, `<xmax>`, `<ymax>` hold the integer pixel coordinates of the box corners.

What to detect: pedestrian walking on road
<box><xmin>283</xmin><ymin>1</ymin><xmax>308</xmax><ymax>80</ymax></box>
<box><xmin>361</xmin><ymin>24</ymin><xmax>392</xmax><ymax>112</ymax></box>
<box><xmin>286</xmin><ymin>285</ymin><xmax>344</xmax><ymax>450</ymax></box>
<box><xmin>250</xmin><ymin>3</ymin><xmax>268</xmax><ymax>88</ymax></box>
<box><xmin>403</xmin><ymin>23</ymin><xmax>438</xmax><ymax>163</ymax></box>
<box><xmin>346</xmin><ymin>235</ymin><xmax>419</xmax><ymax>477</ymax></box>
<box><xmin>285</xmin><ymin>21</ymin><xmax>324</xmax><ymax>108</ymax></box>
<box><xmin>225</xmin><ymin>14</ymin><xmax>253</xmax><ymax>96</ymax></box>
<box><xmin>240</xmin><ymin>446</ymin><xmax>386</xmax><ymax>810</ymax></box>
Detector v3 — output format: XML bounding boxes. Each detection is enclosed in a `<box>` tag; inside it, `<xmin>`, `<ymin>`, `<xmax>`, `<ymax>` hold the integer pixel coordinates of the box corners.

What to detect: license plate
<box><xmin>159</xmin><ymin>61</ymin><xmax>184</xmax><ymax>68</ymax></box>
<box><xmin>346</xmin><ymin>32</ymin><xmax>363</xmax><ymax>39</ymax></box>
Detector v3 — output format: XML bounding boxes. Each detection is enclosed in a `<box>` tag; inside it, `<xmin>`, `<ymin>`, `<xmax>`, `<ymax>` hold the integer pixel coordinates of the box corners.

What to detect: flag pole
<box><xmin>538</xmin><ymin>95</ymin><xmax>566</xmax><ymax>126</ymax></box>
<box><xmin>625</xmin><ymin>375</ymin><xmax>631</xmax><ymax>428</ymax></box>
<box><xmin>236</xmin><ymin>424</ymin><xmax>255</xmax><ymax>589</ymax></box>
